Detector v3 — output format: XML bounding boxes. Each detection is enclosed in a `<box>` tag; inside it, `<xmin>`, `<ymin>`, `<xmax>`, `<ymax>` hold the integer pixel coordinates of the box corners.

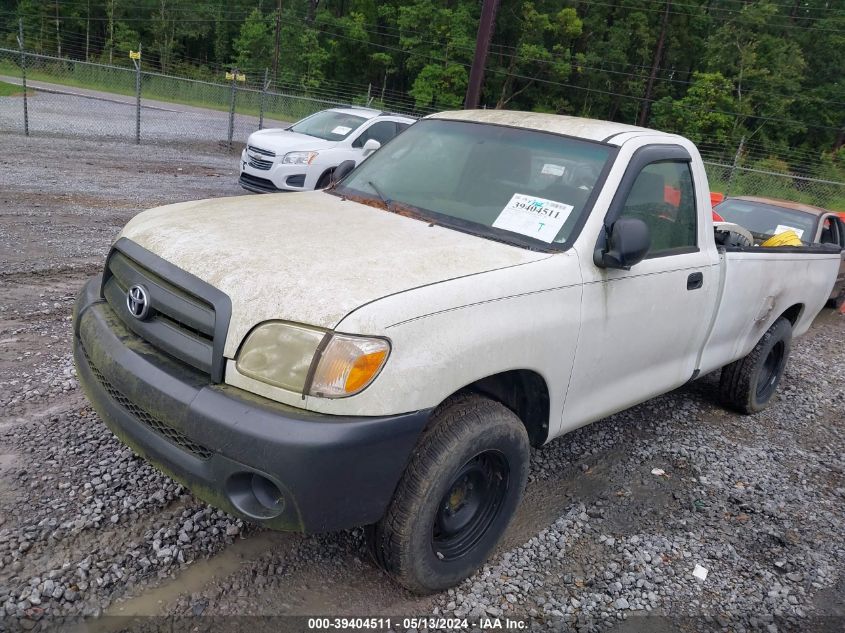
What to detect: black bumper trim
<box><xmin>74</xmin><ymin>277</ymin><xmax>430</xmax><ymax>532</ymax></box>
<box><xmin>83</xmin><ymin>346</ymin><xmax>213</xmax><ymax>460</ymax></box>
<box><xmin>239</xmin><ymin>172</ymin><xmax>282</xmax><ymax>193</ymax></box>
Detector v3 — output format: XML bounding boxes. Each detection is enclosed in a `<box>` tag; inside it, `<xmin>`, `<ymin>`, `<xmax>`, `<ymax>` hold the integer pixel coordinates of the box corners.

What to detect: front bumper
<box><xmin>73</xmin><ymin>276</ymin><xmax>430</xmax><ymax>532</ymax></box>
<box><xmin>239</xmin><ymin>150</ymin><xmax>313</xmax><ymax>192</ymax></box>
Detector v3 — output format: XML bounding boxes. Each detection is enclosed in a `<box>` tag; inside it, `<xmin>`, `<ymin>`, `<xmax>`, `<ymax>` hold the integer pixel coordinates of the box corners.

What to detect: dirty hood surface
<box><xmin>119</xmin><ymin>191</ymin><xmax>549</xmax><ymax>357</ymax></box>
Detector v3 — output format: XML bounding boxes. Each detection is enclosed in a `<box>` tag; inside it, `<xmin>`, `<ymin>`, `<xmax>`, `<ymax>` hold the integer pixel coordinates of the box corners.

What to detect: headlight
<box><xmin>236</xmin><ymin>322</ymin><xmax>325</xmax><ymax>392</ymax></box>
<box><xmin>236</xmin><ymin>322</ymin><xmax>390</xmax><ymax>398</ymax></box>
<box><xmin>282</xmin><ymin>151</ymin><xmax>318</xmax><ymax>165</ymax></box>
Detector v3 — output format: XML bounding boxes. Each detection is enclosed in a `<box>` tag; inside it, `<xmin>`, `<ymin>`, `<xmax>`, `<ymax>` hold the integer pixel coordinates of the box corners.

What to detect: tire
<box><xmin>315</xmin><ymin>170</ymin><xmax>334</xmax><ymax>189</ymax></box>
<box><xmin>827</xmin><ymin>289</ymin><xmax>844</xmax><ymax>310</ymax></box>
<box><xmin>369</xmin><ymin>393</ymin><xmax>530</xmax><ymax>594</ymax></box>
<box><xmin>719</xmin><ymin>317</ymin><xmax>792</xmax><ymax>414</ymax></box>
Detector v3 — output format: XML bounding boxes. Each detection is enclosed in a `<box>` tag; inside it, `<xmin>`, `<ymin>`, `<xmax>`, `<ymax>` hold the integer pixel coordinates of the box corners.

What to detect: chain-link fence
<box><xmin>2</xmin><ymin>46</ymin><xmax>844</xmax><ymax>210</ymax></box>
<box><xmin>703</xmin><ymin>162</ymin><xmax>845</xmax><ymax>212</ymax></box>
<box><xmin>0</xmin><ymin>47</ymin><xmax>427</xmax><ymax>151</ymax></box>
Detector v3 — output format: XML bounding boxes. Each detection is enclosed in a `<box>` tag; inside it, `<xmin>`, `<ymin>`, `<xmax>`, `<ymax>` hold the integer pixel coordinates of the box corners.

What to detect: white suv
<box><xmin>239</xmin><ymin>107</ymin><xmax>416</xmax><ymax>193</ymax></box>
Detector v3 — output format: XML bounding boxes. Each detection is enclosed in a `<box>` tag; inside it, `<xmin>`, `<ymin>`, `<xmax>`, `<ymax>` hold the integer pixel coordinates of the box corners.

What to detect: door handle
<box><xmin>687</xmin><ymin>272</ymin><xmax>704</xmax><ymax>290</ymax></box>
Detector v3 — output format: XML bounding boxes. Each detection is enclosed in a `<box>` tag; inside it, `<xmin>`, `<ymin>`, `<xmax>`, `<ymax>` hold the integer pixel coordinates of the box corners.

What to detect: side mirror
<box><xmin>330</xmin><ymin>160</ymin><xmax>356</xmax><ymax>186</ymax></box>
<box><xmin>593</xmin><ymin>217</ymin><xmax>651</xmax><ymax>270</ymax></box>
<box><xmin>362</xmin><ymin>139</ymin><xmax>381</xmax><ymax>155</ymax></box>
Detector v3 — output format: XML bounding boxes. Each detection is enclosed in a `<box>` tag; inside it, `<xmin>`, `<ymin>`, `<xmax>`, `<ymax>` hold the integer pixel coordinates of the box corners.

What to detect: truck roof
<box><xmin>428</xmin><ymin>110</ymin><xmax>677</xmax><ymax>144</ymax></box>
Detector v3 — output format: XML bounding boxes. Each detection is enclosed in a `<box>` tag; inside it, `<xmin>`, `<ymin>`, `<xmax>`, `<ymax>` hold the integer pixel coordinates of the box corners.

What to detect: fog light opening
<box><xmin>225</xmin><ymin>472</ymin><xmax>286</xmax><ymax>519</ymax></box>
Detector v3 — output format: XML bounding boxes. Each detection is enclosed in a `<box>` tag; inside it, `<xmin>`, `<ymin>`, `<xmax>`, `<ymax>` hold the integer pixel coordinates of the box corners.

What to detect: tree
<box><xmin>397</xmin><ymin>0</ymin><xmax>477</xmax><ymax>109</ymax></box>
<box><xmin>651</xmin><ymin>72</ymin><xmax>738</xmax><ymax>145</ymax></box>
<box><xmin>233</xmin><ymin>8</ymin><xmax>273</xmax><ymax>77</ymax></box>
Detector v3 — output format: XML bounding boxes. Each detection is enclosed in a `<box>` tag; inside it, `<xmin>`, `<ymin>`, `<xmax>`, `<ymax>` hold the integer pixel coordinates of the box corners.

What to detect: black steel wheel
<box><xmin>720</xmin><ymin>317</ymin><xmax>792</xmax><ymax>414</ymax></box>
<box><xmin>432</xmin><ymin>451</ymin><xmax>509</xmax><ymax>561</ymax></box>
<box><xmin>368</xmin><ymin>393</ymin><xmax>530</xmax><ymax>594</ymax></box>
<box><xmin>756</xmin><ymin>339</ymin><xmax>786</xmax><ymax>402</ymax></box>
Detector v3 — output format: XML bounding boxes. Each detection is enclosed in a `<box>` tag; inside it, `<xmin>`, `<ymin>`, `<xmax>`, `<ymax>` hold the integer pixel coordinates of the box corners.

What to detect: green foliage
<box><xmin>233</xmin><ymin>9</ymin><xmax>272</xmax><ymax>76</ymax></box>
<box><xmin>5</xmin><ymin>0</ymin><xmax>843</xmax><ymax>169</ymax></box>
<box><xmin>652</xmin><ymin>72</ymin><xmax>737</xmax><ymax>144</ymax></box>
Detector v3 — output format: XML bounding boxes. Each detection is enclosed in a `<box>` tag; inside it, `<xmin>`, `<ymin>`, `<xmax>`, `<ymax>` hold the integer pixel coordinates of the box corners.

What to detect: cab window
<box><xmin>618</xmin><ymin>161</ymin><xmax>697</xmax><ymax>256</ymax></box>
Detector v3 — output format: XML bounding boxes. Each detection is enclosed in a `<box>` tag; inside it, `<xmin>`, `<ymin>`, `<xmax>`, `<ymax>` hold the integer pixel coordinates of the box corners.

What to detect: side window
<box><xmin>396</xmin><ymin>122</ymin><xmax>411</xmax><ymax>134</ymax></box>
<box><xmin>352</xmin><ymin>121</ymin><xmax>398</xmax><ymax>148</ymax></box>
<box><xmin>820</xmin><ymin>216</ymin><xmax>841</xmax><ymax>246</ymax></box>
<box><xmin>619</xmin><ymin>160</ymin><xmax>697</xmax><ymax>256</ymax></box>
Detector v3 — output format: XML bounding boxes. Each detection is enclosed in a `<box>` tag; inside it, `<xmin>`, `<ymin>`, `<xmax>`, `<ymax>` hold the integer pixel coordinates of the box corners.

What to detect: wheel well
<box><xmin>465</xmin><ymin>370</ymin><xmax>550</xmax><ymax>447</ymax></box>
<box><xmin>779</xmin><ymin>303</ymin><xmax>804</xmax><ymax>325</ymax></box>
<box><xmin>316</xmin><ymin>167</ymin><xmax>335</xmax><ymax>189</ymax></box>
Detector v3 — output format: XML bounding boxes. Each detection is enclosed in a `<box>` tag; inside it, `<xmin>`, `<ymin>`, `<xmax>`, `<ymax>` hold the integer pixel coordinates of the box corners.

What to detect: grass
<box><xmin>0</xmin><ymin>79</ymin><xmax>28</xmax><ymax>96</ymax></box>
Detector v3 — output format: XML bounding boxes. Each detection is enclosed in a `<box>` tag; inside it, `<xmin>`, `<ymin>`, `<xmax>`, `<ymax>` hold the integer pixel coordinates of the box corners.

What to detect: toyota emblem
<box><xmin>126</xmin><ymin>284</ymin><xmax>151</xmax><ymax>320</ymax></box>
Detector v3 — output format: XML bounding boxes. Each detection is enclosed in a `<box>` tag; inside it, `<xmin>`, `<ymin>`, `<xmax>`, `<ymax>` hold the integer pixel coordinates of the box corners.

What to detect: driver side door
<box><xmin>562</xmin><ymin>145</ymin><xmax>720</xmax><ymax>429</ymax></box>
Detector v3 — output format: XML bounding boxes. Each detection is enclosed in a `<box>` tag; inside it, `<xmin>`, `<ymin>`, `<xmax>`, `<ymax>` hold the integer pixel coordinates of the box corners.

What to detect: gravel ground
<box><xmin>0</xmin><ymin>129</ymin><xmax>843</xmax><ymax>632</ymax></box>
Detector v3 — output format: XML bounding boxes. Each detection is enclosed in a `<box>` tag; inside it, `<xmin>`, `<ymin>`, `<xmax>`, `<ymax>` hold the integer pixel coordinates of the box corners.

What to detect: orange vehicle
<box><xmin>715</xmin><ymin>196</ymin><xmax>845</xmax><ymax>308</ymax></box>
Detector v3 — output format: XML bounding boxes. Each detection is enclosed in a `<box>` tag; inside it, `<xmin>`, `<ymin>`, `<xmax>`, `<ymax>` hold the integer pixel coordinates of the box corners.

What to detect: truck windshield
<box><xmin>716</xmin><ymin>199</ymin><xmax>817</xmax><ymax>241</ymax></box>
<box><xmin>289</xmin><ymin>110</ymin><xmax>367</xmax><ymax>141</ymax></box>
<box><xmin>334</xmin><ymin>119</ymin><xmax>614</xmax><ymax>248</ymax></box>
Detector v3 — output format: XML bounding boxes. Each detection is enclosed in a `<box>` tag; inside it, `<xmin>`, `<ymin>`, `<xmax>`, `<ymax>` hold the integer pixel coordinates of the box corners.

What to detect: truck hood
<box><xmin>247</xmin><ymin>128</ymin><xmax>337</xmax><ymax>154</ymax></box>
<box><xmin>118</xmin><ymin>191</ymin><xmax>549</xmax><ymax>357</ymax></box>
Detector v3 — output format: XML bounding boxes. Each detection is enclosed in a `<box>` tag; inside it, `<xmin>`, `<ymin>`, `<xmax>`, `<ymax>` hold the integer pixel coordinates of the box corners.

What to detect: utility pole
<box><xmin>637</xmin><ymin>0</ymin><xmax>671</xmax><ymax>127</ymax></box>
<box><xmin>464</xmin><ymin>0</ymin><xmax>500</xmax><ymax>110</ymax></box>
<box><xmin>272</xmin><ymin>0</ymin><xmax>282</xmax><ymax>88</ymax></box>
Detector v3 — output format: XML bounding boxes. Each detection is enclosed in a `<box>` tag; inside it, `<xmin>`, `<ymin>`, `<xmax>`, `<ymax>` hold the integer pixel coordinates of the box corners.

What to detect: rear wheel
<box><xmin>827</xmin><ymin>289</ymin><xmax>845</xmax><ymax>310</ymax></box>
<box><xmin>368</xmin><ymin>394</ymin><xmax>529</xmax><ymax>594</ymax></box>
<box><xmin>719</xmin><ymin>317</ymin><xmax>792</xmax><ymax>414</ymax></box>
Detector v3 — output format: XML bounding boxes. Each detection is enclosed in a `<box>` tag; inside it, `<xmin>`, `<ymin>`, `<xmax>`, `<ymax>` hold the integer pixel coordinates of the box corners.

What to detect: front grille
<box><xmin>247</xmin><ymin>156</ymin><xmax>273</xmax><ymax>171</ymax></box>
<box><xmin>101</xmin><ymin>240</ymin><xmax>231</xmax><ymax>382</ymax></box>
<box><xmin>87</xmin><ymin>351</ymin><xmax>213</xmax><ymax>460</ymax></box>
<box><xmin>247</xmin><ymin>144</ymin><xmax>275</xmax><ymax>158</ymax></box>
<box><xmin>239</xmin><ymin>172</ymin><xmax>279</xmax><ymax>192</ymax></box>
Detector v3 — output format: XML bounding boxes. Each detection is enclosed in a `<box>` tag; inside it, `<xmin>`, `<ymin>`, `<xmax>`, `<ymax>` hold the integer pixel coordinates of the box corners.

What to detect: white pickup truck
<box><xmin>73</xmin><ymin>111</ymin><xmax>841</xmax><ymax>594</ymax></box>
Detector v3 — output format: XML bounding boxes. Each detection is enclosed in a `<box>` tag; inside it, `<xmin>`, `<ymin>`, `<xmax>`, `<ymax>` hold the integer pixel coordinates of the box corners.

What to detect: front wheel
<box><xmin>719</xmin><ymin>317</ymin><xmax>792</xmax><ymax>414</ymax></box>
<box><xmin>368</xmin><ymin>394</ymin><xmax>530</xmax><ymax>594</ymax></box>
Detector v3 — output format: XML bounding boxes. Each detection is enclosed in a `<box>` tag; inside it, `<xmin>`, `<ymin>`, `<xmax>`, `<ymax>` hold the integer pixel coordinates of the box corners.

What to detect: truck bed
<box><xmin>697</xmin><ymin>244</ymin><xmax>841</xmax><ymax>375</ymax></box>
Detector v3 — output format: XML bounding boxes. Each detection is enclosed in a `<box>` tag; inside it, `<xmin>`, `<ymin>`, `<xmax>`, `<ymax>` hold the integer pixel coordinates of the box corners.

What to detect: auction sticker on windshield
<box><xmin>492</xmin><ymin>194</ymin><xmax>574</xmax><ymax>243</ymax></box>
<box><xmin>331</xmin><ymin>126</ymin><xmax>352</xmax><ymax>135</ymax></box>
<box><xmin>775</xmin><ymin>224</ymin><xmax>805</xmax><ymax>239</ymax></box>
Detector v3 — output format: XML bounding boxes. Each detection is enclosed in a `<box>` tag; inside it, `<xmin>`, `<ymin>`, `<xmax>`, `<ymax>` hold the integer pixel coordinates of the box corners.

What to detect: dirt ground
<box><xmin>1</xmin><ymin>132</ymin><xmax>844</xmax><ymax>633</ymax></box>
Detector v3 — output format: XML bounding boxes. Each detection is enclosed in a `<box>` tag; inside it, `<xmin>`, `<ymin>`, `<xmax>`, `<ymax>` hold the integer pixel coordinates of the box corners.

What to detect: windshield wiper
<box><xmin>367</xmin><ymin>180</ymin><xmax>394</xmax><ymax>213</ymax></box>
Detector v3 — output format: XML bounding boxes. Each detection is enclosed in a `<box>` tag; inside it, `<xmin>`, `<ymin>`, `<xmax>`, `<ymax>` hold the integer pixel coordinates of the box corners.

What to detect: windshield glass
<box><xmin>715</xmin><ymin>199</ymin><xmax>816</xmax><ymax>241</ymax></box>
<box><xmin>335</xmin><ymin>119</ymin><xmax>614</xmax><ymax>248</ymax></box>
<box><xmin>289</xmin><ymin>110</ymin><xmax>368</xmax><ymax>141</ymax></box>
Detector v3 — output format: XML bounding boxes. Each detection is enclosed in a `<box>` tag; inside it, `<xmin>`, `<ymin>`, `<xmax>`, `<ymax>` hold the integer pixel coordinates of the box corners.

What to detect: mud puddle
<box><xmin>95</xmin><ymin>531</ymin><xmax>293</xmax><ymax>622</ymax></box>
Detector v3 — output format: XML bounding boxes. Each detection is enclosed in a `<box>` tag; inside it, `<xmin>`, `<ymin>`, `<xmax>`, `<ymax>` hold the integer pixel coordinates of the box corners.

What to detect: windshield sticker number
<box><xmin>541</xmin><ymin>163</ymin><xmax>566</xmax><ymax>177</ymax></box>
<box><xmin>492</xmin><ymin>194</ymin><xmax>574</xmax><ymax>243</ymax></box>
<box><xmin>774</xmin><ymin>224</ymin><xmax>805</xmax><ymax>239</ymax></box>
<box><xmin>331</xmin><ymin>125</ymin><xmax>352</xmax><ymax>135</ymax></box>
